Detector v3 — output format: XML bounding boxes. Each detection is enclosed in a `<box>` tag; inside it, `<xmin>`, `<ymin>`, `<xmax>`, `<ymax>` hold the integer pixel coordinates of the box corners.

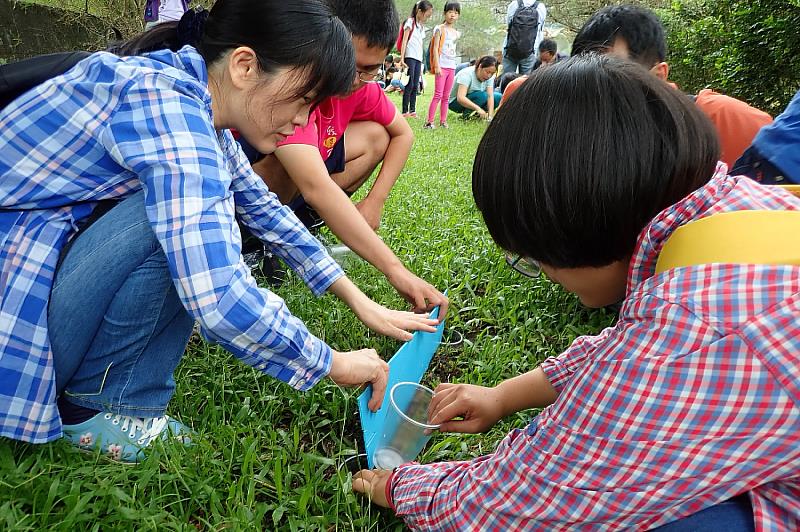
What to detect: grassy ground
<box><xmin>0</xmin><ymin>77</ymin><xmax>615</xmax><ymax>531</ymax></box>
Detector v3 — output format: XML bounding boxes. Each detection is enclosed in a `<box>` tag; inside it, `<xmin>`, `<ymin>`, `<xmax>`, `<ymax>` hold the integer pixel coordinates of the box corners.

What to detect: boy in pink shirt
<box><xmin>246</xmin><ymin>0</ymin><xmax>448</xmax><ymax>315</ymax></box>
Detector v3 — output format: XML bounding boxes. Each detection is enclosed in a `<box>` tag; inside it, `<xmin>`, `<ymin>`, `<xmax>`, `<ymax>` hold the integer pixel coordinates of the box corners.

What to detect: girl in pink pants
<box><xmin>425</xmin><ymin>3</ymin><xmax>461</xmax><ymax>129</ymax></box>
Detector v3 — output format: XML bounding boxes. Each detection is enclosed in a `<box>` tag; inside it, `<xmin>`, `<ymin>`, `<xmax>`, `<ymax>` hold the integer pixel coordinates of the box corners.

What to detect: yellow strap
<box><xmin>655</xmin><ymin>209</ymin><xmax>800</xmax><ymax>274</ymax></box>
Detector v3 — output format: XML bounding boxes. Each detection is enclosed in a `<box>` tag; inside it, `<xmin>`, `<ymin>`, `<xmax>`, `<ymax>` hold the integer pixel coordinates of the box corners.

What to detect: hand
<box><xmin>328</xmin><ymin>349</ymin><xmax>389</xmax><ymax>411</ymax></box>
<box><xmin>386</xmin><ymin>265</ymin><xmax>450</xmax><ymax>317</ymax></box>
<box><xmin>434</xmin><ymin>67</ymin><xmax>442</xmax><ymax>76</ymax></box>
<box><xmin>355</xmin><ymin>197</ymin><xmax>383</xmax><ymax>230</ymax></box>
<box><xmin>428</xmin><ymin>383</ymin><xmax>506</xmax><ymax>433</ymax></box>
<box><xmin>351</xmin><ymin>297</ymin><xmax>440</xmax><ymax>342</ymax></box>
<box><xmin>477</xmin><ymin>109</ymin><xmax>488</xmax><ymax>120</ymax></box>
<box><xmin>353</xmin><ymin>469</ymin><xmax>392</xmax><ymax>508</ymax></box>
<box><xmin>400</xmin><ymin>60</ymin><xmax>408</xmax><ymax>70</ymax></box>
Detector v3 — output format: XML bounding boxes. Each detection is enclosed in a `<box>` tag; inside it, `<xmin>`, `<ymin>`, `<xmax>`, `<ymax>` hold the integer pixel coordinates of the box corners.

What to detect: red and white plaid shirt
<box><xmin>390</xmin><ymin>166</ymin><xmax>800</xmax><ymax>531</ymax></box>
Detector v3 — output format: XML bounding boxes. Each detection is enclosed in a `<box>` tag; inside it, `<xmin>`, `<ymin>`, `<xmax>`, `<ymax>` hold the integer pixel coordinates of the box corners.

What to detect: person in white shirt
<box><xmin>399</xmin><ymin>1</ymin><xmax>434</xmax><ymax>117</ymax></box>
<box><xmin>425</xmin><ymin>2</ymin><xmax>462</xmax><ymax>129</ymax></box>
<box><xmin>502</xmin><ymin>0</ymin><xmax>547</xmax><ymax>74</ymax></box>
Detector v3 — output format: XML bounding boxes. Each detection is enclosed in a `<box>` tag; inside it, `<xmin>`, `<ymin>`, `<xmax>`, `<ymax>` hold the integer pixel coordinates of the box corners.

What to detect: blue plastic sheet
<box><xmin>357</xmin><ymin>305</ymin><xmax>445</xmax><ymax>467</ymax></box>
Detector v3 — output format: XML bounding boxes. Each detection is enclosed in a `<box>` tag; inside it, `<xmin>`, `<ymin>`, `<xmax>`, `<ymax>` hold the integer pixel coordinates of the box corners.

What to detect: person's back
<box><xmin>733</xmin><ymin>88</ymin><xmax>800</xmax><ymax>184</ymax></box>
<box><xmin>502</xmin><ymin>0</ymin><xmax>547</xmax><ymax>74</ymax></box>
<box><xmin>571</xmin><ymin>4</ymin><xmax>772</xmax><ymax>168</ymax></box>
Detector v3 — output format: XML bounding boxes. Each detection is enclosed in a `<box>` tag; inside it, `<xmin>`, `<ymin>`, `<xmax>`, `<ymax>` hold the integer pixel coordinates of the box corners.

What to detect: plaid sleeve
<box><xmin>538</xmin><ymin>325</ymin><xmax>616</xmax><ymax>392</ymax></box>
<box><xmin>222</xmin><ymin>131</ymin><xmax>344</xmax><ymax>296</ymax></box>
<box><xmin>100</xmin><ymin>73</ymin><xmax>331</xmax><ymax>390</ymax></box>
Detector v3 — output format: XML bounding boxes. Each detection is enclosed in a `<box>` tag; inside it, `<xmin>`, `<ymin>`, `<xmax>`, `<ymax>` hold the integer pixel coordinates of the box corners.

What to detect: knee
<box><xmin>364</xmin><ymin>124</ymin><xmax>390</xmax><ymax>159</ymax></box>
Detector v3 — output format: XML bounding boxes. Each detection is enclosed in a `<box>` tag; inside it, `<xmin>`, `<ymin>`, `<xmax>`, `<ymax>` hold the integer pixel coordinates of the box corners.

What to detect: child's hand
<box><xmin>352</xmin><ymin>297</ymin><xmax>440</xmax><ymax>342</ymax></box>
<box><xmin>354</xmin><ymin>197</ymin><xmax>383</xmax><ymax>230</ymax></box>
<box><xmin>353</xmin><ymin>469</ymin><xmax>392</xmax><ymax>508</ymax></box>
<box><xmin>386</xmin><ymin>265</ymin><xmax>450</xmax><ymax>318</ymax></box>
<box><xmin>434</xmin><ymin>67</ymin><xmax>442</xmax><ymax>76</ymax></box>
<box><xmin>428</xmin><ymin>383</ymin><xmax>505</xmax><ymax>433</ymax></box>
<box><xmin>329</xmin><ymin>349</ymin><xmax>389</xmax><ymax>411</ymax></box>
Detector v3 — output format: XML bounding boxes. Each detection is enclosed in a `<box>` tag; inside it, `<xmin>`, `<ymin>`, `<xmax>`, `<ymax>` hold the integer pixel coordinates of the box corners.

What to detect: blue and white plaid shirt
<box><xmin>0</xmin><ymin>46</ymin><xmax>344</xmax><ymax>443</ymax></box>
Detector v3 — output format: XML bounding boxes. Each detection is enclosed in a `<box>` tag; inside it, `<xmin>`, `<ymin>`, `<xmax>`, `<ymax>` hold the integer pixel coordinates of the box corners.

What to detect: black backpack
<box><xmin>506</xmin><ymin>0</ymin><xmax>540</xmax><ymax>61</ymax></box>
<box><xmin>0</xmin><ymin>51</ymin><xmax>90</xmax><ymax>111</ymax></box>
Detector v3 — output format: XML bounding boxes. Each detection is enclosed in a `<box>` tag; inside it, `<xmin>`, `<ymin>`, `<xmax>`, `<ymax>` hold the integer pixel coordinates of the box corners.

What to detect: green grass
<box><xmin>0</xmin><ymin>77</ymin><xmax>615</xmax><ymax>531</ymax></box>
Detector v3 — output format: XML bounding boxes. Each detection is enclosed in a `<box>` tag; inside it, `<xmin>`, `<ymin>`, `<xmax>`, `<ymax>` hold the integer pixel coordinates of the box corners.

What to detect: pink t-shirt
<box><xmin>278</xmin><ymin>83</ymin><xmax>397</xmax><ymax>161</ymax></box>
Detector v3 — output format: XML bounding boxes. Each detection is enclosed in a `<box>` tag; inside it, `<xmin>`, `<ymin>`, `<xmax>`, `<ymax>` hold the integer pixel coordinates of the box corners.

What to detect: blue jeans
<box><xmin>402</xmin><ymin>57</ymin><xmax>422</xmax><ymax>114</ymax></box>
<box><xmin>49</xmin><ymin>190</ymin><xmax>194</xmax><ymax>417</ymax></box>
<box><xmin>503</xmin><ymin>50</ymin><xmax>536</xmax><ymax>75</ymax></box>
<box><xmin>449</xmin><ymin>90</ymin><xmax>503</xmax><ymax>117</ymax></box>
<box><xmin>652</xmin><ymin>495</ymin><xmax>754</xmax><ymax>531</ymax></box>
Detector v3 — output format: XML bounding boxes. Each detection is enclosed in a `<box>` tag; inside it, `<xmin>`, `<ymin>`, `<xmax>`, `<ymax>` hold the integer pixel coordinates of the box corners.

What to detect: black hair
<box><xmin>411</xmin><ymin>1</ymin><xmax>434</xmax><ymax>19</ymax></box>
<box><xmin>499</xmin><ymin>72</ymin><xmax>522</xmax><ymax>93</ymax></box>
<box><xmin>328</xmin><ymin>0</ymin><xmax>400</xmax><ymax>51</ymax></box>
<box><xmin>538</xmin><ymin>38</ymin><xmax>557</xmax><ymax>55</ymax></box>
<box><xmin>472</xmin><ymin>54</ymin><xmax>719</xmax><ymax>268</ymax></box>
<box><xmin>572</xmin><ymin>5</ymin><xmax>667</xmax><ymax>68</ymax></box>
<box><xmin>112</xmin><ymin>0</ymin><xmax>354</xmax><ymax>105</ymax></box>
<box><xmin>388</xmin><ymin>66</ymin><xmax>398</xmax><ymax>73</ymax></box>
<box><xmin>385</xmin><ymin>54</ymin><xmax>395</xmax><ymax>63</ymax></box>
<box><xmin>444</xmin><ymin>2</ymin><xmax>461</xmax><ymax>14</ymax></box>
<box><xmin>476</xmin><ymin>55</ymin><xmax>497</xmax><ymax>69</ymax></box>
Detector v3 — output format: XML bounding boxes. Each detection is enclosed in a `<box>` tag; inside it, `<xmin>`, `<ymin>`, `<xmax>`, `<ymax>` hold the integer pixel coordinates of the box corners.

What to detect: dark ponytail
<box><xmin>112</xmin><ymin>0</ymin><xmax>355</xmax><ymax>104</ymax></box>
<box><xmin>477</xmin><ymin>55</ymin><xmax>497</xmax><ymax>69</ymax></box>
<box><xmin>410</xmin><ymin>1</ymin><xmax>433</xmax><ymax>20</ymax></box>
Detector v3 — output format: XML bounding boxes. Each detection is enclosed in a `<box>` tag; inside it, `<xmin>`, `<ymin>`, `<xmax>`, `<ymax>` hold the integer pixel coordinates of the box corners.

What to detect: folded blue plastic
<box><xmin>357</xmin><ymin>305</ymin><xmax>445</xmax><ymax>467</ymax></box>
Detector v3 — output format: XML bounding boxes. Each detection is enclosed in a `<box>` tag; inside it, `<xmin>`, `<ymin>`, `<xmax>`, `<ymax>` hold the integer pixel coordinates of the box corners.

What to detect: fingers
<box><xmin>352</xmin><ymin>469</ymin><xmax>374</xmax><ymax>495</ymax></box>
<box><xmin>368</xmin><ymin>358</ymin><xmax>390</xmax><ymax>412</ymax></box>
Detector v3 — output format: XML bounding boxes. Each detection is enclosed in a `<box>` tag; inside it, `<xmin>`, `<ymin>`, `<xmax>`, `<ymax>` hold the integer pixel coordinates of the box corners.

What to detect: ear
<box><xmin>650</xmin><ymin>61</ymin><xmax>670</xmax><ymax>81</ymax></box>
<box><xmin>227</xmin><ymin>46</ymin><xmax>261</xmax><ymax>90</ymax></box>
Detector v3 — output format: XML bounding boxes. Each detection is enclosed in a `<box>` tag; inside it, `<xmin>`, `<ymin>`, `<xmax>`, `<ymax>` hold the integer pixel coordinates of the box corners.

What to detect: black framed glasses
<box><xmin>505</xmin><ymin>253</ymin><xmax>541</xmax><ymax>278</ymax></box>
<box><xmin>356</xmin><ymin>68</ymin><xmax>383</xmax><ymax>82</ymax></box>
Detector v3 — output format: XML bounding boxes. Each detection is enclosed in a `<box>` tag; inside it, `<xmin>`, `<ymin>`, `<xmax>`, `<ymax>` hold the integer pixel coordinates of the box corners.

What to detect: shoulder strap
<box><xmin>655</xmin><ymin>190</ymin><xmax>800</xmax><ymax>274</ymax></box>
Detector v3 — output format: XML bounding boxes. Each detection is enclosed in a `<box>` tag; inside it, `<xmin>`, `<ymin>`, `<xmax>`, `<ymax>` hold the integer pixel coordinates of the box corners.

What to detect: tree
<box><xmin>661</xmin><ymin>0</ymin><xmax>800</xmax><ymax>114</ymax></box>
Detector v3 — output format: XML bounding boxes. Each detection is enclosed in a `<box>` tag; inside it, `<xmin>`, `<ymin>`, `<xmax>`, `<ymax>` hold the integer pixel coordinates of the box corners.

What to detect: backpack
<box><xmin>144</xmin><ymin>0</ymin><xmax>190</xmax><ymax>23</ymax></box>
<box><xmin>0</xmin><ymin>51</ymin><xmax>90</xmax><ymax>111</ymax></box>
<box><xmin>396</xmin><ymin>18</ymin><xmax>415</xmax><ymax>53</ymax></box>
<box><xmin>506</xmin><ymin>0</ymin><xmax>540</xmax><ymax>60</ymax></box>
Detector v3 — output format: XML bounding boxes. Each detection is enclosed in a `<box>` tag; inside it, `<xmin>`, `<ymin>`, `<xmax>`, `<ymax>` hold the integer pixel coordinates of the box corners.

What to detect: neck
<box><xmin>207</xmin><ymin>71</ymin><xmax>226</xmax><ymax>130</ymax></box>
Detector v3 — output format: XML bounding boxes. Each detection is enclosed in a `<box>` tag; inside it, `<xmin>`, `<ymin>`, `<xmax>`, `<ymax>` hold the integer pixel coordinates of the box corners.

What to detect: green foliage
<box><xmin>0</xmin><ymin>78</ymin><xmax>615</xmax><ymax>530</ymax></box>
<box><xmin>661</xmin><ymin>0</ymin><xmax>800</xmax><ymax>114</ymax></box>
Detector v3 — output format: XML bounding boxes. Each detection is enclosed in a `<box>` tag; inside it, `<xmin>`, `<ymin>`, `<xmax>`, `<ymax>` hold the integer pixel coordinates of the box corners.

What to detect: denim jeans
<box><xmin>449</xmin><ymin>90</ymin><xmax>502</xmax><ymax>117</ymax></box>
<box><xmin>503</xmin><ymin>50</ymin><xmax>536</xmax><ymax>75</ymax></box>
<box><xmin>49</xmin><ymin>189</ymin><xmax>194</xmax><ymax>417</ymax></box>
<box><xmin>652</xmin><ymin>495</ymin><xmax>754</xmax><ymax>531</ymax></box>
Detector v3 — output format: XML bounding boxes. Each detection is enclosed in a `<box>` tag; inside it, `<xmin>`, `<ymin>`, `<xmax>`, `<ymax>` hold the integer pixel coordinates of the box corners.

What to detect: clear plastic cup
<box><xmin>372</xmin><ymin>382</ymin><xmax>440</xmax><ymax>469</ymax></box>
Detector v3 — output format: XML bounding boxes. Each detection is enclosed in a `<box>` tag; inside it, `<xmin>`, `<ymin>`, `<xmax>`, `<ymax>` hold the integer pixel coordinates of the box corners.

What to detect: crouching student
<box><xmin>0</xmin><ymin>0</ymin><xmax>440</xmax><ymax>464</ymax></box>
<box><xmin>354</xmin><ymin>55</ymin><xmax>800</xmax><ymax>530</ymax></box>
<box><xmin>448</xmin><ymin>55</ymin><xmax>501</xmax><ymax>120</ymax></box>
<box><xmin>245</xmin><ymin>0</ymin><xmax>448</xmax><ymax>315</ymax></box>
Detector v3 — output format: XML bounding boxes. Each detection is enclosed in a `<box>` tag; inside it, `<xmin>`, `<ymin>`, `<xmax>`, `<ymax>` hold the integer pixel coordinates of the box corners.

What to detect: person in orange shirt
<box><xmin>571</xmin><ymin>4</ymin><xmax>772</xmax><ymax>168</ymax></box>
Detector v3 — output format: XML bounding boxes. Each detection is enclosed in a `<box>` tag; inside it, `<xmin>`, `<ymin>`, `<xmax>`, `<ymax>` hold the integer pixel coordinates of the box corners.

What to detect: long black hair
<box><xmin>411</xmin><ymin>1</ymin><xmax>434</xmax><ymax>19</ymax></box>
<box><xmin>112</xmin><ymin>0</ymin><xmax>354</xmax><ymax>105</ymax></box>
<box><xmin>472</xmin><ymin>54</ymin><xmax>719</xmax><ymax>268</ymax></box>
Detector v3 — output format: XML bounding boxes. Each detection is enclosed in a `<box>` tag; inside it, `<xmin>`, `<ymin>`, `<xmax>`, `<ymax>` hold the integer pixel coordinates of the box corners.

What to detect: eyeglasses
<box><xmin>505</xmin><ymin>253</ymin><xmax>541</xmax><ymax>278</ymax></box>
<box><xmin>356</xmin><ymin>68</ymin><xmax>383</xmax><ymax>82</ymax></box>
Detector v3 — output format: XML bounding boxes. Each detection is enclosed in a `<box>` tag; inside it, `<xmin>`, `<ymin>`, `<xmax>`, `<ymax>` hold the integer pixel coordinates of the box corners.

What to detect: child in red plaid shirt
<box><xmin>354</xmin><ymin>54</ymin><xmax>800</xmax><ymax>530</ymax></box>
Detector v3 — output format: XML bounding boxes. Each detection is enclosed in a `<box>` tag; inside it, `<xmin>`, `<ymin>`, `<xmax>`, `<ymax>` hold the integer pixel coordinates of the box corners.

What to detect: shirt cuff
<box><xmin>386</xmin><ymin>469</ymin><xmax>397</xmax><ymax>511</ymax></box>
<box><xmin>539</xmin><ymin>356</ymin><xmax>570</xmax><ymax>393</ymax></box>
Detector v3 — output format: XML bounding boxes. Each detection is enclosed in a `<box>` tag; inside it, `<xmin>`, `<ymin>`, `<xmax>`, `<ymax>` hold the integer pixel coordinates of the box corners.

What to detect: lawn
<box><xmin>0</xmin><ymin>77</ymin><xmax>615</xmax><ymax>531</ymax></box>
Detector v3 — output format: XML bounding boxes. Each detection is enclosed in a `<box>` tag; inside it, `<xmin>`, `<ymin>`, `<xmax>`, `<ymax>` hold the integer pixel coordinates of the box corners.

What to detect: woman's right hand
<box><xmin>328</xmin><ymin>349</ymin><xmax>389</xmax><ymax>412</ymax></box>
<box><xmin>427</xmin><ymin>383</ymin><xmax>506</xmax><ymax>433</ymax></box>
<box><xmin>478</xmin><ymin>109</ymin><xmax>489</xmax><ymax>120</ymax></box>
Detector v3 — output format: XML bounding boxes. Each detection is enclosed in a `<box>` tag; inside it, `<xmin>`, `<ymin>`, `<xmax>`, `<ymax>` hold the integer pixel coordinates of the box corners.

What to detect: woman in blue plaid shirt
<box><xmin>0</xmin><ymin>0</ymin><xmax>441</xmax><ymax>463</ymax></box>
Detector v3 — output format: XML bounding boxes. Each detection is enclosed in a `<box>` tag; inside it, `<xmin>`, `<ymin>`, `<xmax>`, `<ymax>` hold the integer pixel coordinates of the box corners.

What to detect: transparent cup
<box><xmin>372</xmin><ymin>382</ymin><xmax>440</xmax><ymax>469</ymax></box>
